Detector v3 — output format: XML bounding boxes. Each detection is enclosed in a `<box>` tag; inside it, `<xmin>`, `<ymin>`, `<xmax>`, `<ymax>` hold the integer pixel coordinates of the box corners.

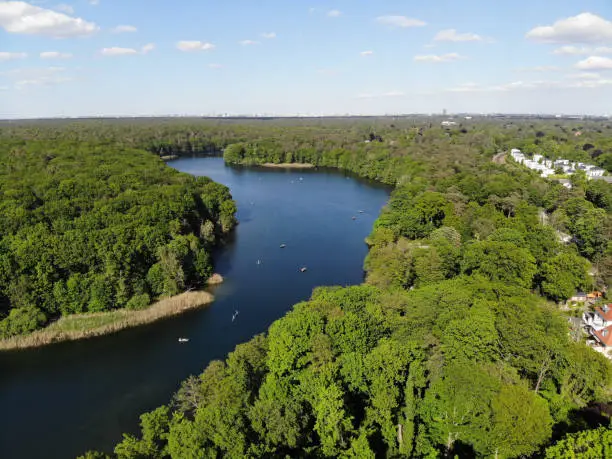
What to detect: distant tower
<box><xmin>442</xmin><ymin>108</ymin><xmax>447</xmax><ymax>116</ymax></box>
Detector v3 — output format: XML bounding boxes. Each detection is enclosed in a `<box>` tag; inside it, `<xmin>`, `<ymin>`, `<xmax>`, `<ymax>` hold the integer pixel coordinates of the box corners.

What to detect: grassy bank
<box><xmin>261</xmin><ymin>162</ymin><xmax>315</xmax><ymax>169</ymax></box>
<box><xmin>0</xmin><ymin>291</ymin><xmax>214</xmax><ymax>351</ymax></box>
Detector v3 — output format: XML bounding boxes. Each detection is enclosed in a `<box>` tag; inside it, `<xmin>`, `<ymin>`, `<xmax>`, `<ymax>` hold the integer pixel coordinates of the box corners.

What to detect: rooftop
<box><xmin>596</xmin><ymin>305</ymin><xmax>612</xmax><ymax>322</ymax></box>
<box><xmin>592</xmin><ymin>325</ymin><xmax>612</xmax><ymax>347</ymax></box>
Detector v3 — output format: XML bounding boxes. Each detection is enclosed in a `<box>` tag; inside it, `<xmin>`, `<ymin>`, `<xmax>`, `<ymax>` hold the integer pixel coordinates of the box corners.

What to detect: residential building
<box><xmin>587</xmin><ymin>167</ymin><xmax>605</xmax><ymax>178</ymax></box>
<box><xmin>571</xmin><ymin>292</ymin><xmax>588</xmax><ymax>303</ymax></box>
<box><xmin>592</xmin><ymin>326</ymin><xmax>612</xmax><ymax>348</ymax></box>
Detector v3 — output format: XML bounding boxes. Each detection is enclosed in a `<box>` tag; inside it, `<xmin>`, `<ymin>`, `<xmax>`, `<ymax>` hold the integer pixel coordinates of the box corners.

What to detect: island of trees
<box><xmin>1</xmin><ymin>116</ymin><xmax>612</xmax><ymax>457</ymax></box>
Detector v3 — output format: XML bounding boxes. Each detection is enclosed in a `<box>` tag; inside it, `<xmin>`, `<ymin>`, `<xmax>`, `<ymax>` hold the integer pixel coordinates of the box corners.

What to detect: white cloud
<box><xmin>526</xmin><ymin>12</ymin><xmax>612</xmax><ymax>44</ymax></box>
<box><xmin>112</xmin><ymin>24</ymin><xmax>137</xmax><ymax>33</ymax></box>
<box><xmin>100</xmin><ymin>44</ymin><xmax>153</xmax><ymax>56</ymax></box>
<box><xmin>565</xmin><ymin>72</ymin><xmax>601</xmax><ymax>80</ymax></box>
<box><xmin>377</xmin><ymin>15</ymin><xmax>426</xmax><ymax>28</ymax></box>
<box><xmin>516</xmin><ymin>65</ymin><xmax>560</xmax><ymax>72</ymax></box>
<box><xmin>360</xmin><ymin>50</ymin><xmax>374</xmax><ymax>56</ymax></box>
<box><xmin>40</xmin><ymin>51</ymin><xmax>72</xmax><ymax>59</ymax></box>
<box><xmin>447</xmin><ymin>82</ymin><xmax>483</xmax><ymax>92</ymax></box>
<box><xmin>553</xmin><ymin>45</ymin><xmax>612</xmax><ymax>55</ymax></box>
<box><xmin>0</xmin><ymin>51</ymin><xmax>27</xmax><ymax>61</ymax></box>
<box><xmin>89</xmin><ymin>0</ymin><xmax>98</xmax><ymax>5</ymax></box>
<box><xmin>209</xmin><ymin>63</ymin><xmax>223</xmax><ymax>69</ymax></box>
<box><xmin>553</xmin><ymin>46</ymin><xmax>590</xmax><ymax>55</ymax></box>
<box><xmin>101</xmin><ymin>47</ymin><xmax>138</xmax><ymax>56</ymax></box>
<box><xmin>356</xmin><ymin>90</ymin><xmax>405</xmax><ymax>99</ymax></box>
<box><xmin>1</xmin><ymin>66</ymin><xmax>73</xmax><ymax>89</ymax></box>
<box><xmin>0</xmin><ymin>1</ymin><xmax>98</xmax><ymax>37</ymax></box>
<box><xmin>433</xmin><ymin>29</ymin><xmax>482</xmax><ymax>42</ymax></box>
<box><xmin>575</xmin><ymin>56</ymin><xmax>612</xmax><ymax>70</ymax></box>
<box><xmin>414</xmin><ymin>53</ymin><xmax>464</xmax><ymax>63</ymax></box>
<box><xmin>239</xmin><ymin>39</ymin><xmax>260</xmax><ymax>46</ymax></box>
<box><xmin>54</xmin><ymin>3</ymin><xmax>73</xmax><ymax>14</ymax></box>
<box><xmin>261</xmin><ymin>32</ymin><xmax>276</xmax><ymax>39</ymax></box>
<box><xmin>447</xmin><ymin>77</ymin><xmax>612</xmax><ymax>93</ymax></box>
<box><xmin>327</xmin><ymin>10</ymin><xmax>341</xmax><ymax>18</ymax></box>
<box><xmin>176</xmin><ymin>41</ymin><xmax>215</xmax><ymax>52</ymax></box>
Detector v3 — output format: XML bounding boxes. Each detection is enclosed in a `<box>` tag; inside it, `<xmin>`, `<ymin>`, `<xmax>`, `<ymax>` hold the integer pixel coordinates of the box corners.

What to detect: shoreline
<box><xmin>261</xmin><ymin>162</ymin><xmax>315</xmax><ymax>169</ymax></box>
<box><xmin>0</xmin><ymin>291</ymin><xmax>214</xmax><ymax>352</ymax></box>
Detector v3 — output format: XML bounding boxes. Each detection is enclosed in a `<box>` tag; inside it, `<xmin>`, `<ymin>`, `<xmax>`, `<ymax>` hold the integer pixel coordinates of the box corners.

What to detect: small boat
<box><xmin>300</xmin><ymin>267</ymin><xmax>308</xmax><ymax>273</ymax></box>
<box><xmin>232</xmin><ymin>310</ymin><xmax>239</xmax><ymax>322</ymax></box>
<box><xmin>280</xmin><ymin>244</ymin><xmax>286</xmax><ymax>248</ymax></box>
<box><xmin>352</xmin><ymin>216</ymin><xmax>357</xmax><ymax>220</ymax></box>
<box><xmin>359</xmin><ymin>210</ymin><xmax>365</xmax><ymax>213</ymax></box>
<box><xmin>178</xmin><ymin>338</ymin><xmax>189</xmax><ymax>343</ymax></box>
<box><xmin>299</xmin><ymin>177</ymin><xmax>303</xmax><ymax>181</ymax></box>
<box><xmin>257</xmin><ymin>259</ymin><xmax>261</xmax><ymax>265</ymax></box>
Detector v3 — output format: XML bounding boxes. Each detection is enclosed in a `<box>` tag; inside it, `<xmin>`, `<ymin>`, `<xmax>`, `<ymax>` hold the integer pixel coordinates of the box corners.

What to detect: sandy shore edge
<box><xmin>261</xmin><ymin>162</ymin><xmax>315</xmax><ymax>169</ymax></box>
<box><xmin>0</xmin><ymin>291</ymin><xmax>214</xmax><ymax>351</ymax></box>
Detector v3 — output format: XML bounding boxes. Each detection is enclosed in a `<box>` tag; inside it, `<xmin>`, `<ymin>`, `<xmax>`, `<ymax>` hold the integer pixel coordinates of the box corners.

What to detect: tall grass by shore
<box><xmin>0</xmin><ymin>291</ymin><xmax>214</xmax><ymax>351</ymax></box>
<box><xmin>261</xmin><ymin>162</ymin><xmax>315</xmax><ymax>169</ymax></box>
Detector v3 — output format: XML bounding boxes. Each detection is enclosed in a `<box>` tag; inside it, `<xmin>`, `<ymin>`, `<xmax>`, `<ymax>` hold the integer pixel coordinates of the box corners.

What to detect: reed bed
<box><xmin>261</xmin><ymin>162</ymin><xmax>315</xmax><ymax>169</ymax></box>
<box><xmin>0</xmin><ymin>291</ymin><xmax>214</xmax><ymax>351</ymax></box>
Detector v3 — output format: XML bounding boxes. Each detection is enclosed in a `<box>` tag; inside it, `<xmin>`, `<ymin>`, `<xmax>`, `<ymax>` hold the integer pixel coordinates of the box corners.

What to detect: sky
<box><xmin>1</xmin><ymin>0</ymin><xmax>612</xmax><ymax>118</ymax></box>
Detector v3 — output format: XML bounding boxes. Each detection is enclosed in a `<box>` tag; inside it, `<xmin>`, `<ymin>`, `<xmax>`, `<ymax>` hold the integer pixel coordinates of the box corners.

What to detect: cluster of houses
<box><xmin>583</xmin><ymin>301</ymin><xmax>612</xmax><ymax>352</ymax></box>
<box><xmin>510</xmin><ymin>149</ymin><xmax>606</xmax><ymax>181</ymax></box>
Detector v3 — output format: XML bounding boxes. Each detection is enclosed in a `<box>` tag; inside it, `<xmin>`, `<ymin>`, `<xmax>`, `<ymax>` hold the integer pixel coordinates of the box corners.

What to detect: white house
<box><xmin>587</xmin><ymin>167</ymin><xmax>605</xmax><ymax>178</ymax></box>
<box><xmin>584</xmin><ymin>304</ymin><xmax>612</xmax><ymax>331</ymax></box>
<box><xmin>511</xmin><ymin>148</ymin><xmax>605</xmax><ymax>181</ymax></box>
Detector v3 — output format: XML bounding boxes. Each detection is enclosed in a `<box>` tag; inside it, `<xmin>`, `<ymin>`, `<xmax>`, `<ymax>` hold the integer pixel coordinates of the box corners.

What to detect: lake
<box><xmin>0</xmin><ymin>157</ymin><xmax>390</xmax><ymax>459</ymax></box>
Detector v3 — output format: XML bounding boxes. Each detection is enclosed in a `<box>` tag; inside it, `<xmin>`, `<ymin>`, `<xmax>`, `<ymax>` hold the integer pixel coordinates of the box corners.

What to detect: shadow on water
<box><xmin>0</xmin><ymin>157</ymin><xmax>390</xmax><ymax>459</ymax></box>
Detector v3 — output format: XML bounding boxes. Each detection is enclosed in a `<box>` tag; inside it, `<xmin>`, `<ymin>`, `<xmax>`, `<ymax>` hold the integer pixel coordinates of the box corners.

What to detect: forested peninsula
<box><xmin>0</xmin><ymin>136</ymin><xmax>236</xmax><ymax>346</ymax></box>
<box><xmin>2</xmin><ymin>117</ymin><xmax>612</xmax><ymax>458</ymax></box>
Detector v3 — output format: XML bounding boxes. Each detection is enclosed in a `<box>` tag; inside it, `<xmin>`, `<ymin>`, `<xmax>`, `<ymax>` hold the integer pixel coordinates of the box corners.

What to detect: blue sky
<box><xmin>1</xmin><ymin>0</ymin><xmax>612</xmax><ymax>118</ymax></box>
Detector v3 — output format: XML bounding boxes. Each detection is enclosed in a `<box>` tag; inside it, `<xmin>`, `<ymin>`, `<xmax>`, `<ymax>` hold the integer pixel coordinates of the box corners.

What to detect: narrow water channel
<box><xmin>0</xmin><ymin>158</ymin><xmax>390</xmax><ymax>459</ymax></box>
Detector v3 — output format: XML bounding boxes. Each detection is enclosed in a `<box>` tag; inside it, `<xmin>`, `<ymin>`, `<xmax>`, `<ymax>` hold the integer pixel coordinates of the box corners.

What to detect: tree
<box><xmin>545</xmin><ymin>427</ymin><xmax>612</xmax><ymax>458</ymax></box>
<box><xmin>420</xmin><ymin>363</ymin><xmax>499</xmax><ymax>456</ymax></box>
<box><xmin>488</xmin><ymin>384</ymin><xmax>553</xmax><ymax>458</ymax></box>
<box><xmin>0</xmin><ymin>306</ymin><xmax>46</xmax><ymax>339</ymax></box>
<box><xmin>461</xmin><ymin>241</ymin><xmax>537</xmax><ymax>288</ymax></box>
<box><xmin>541</xmin><ymin>252</ymin><xmax>592</xmax><ymax>302</ymax></box>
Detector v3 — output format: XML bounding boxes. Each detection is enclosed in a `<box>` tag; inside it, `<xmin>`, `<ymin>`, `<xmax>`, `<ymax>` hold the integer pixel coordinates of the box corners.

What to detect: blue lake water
<box><xmin>0</xmin><ymin>157</ymin><xmax>389</xmax><ymax>458</ymax></box>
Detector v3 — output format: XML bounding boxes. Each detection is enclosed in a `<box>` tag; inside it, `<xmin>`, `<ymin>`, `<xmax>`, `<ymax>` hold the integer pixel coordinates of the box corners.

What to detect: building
<box><xmin>587</xmin><ymin>167</ymin><xmax>605</xmax><ymax>178</ymax></box>
<box><xmin>585</xmin><ymin>304</ymin><xmax>612</xmax><ymax>330</ymax></box>
<box><xmin>592</xmin><ymin>326</ymin><xmax>612</xmax><ymax>348</ymax></box>
<box><xmin>571</xmin><ymin>292</ymin><xmax>588</xmax><ymax>303</ymax></box>
<box><xmin>514</xmin><ymin>149</ymin><xmax>606</xmax><ymax>180</ymax></box>
<box><xmin>583</xmin><ymin>304</ymin><xmax>612</xmax><ymax>351</ymax></box>
<box><xmin>557</xmin><ymin>179</ymin><xmax>572</xmax><ymax>189</ymax></box>
<box><xmin>588</xmin><ymin>291</ymin><xmax>604</xmax><ymax>302</ymax></box>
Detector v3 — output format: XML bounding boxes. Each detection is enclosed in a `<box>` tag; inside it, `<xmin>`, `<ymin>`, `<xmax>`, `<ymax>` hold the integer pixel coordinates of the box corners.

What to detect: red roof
<box><xmin>593</xmin><ymin>325</ymin><xmax>612</xmax><ymax>347</ymax></box>
<box><xmin>596</xmin><ymin>305</ymin><xmax>612</xmax><ymax>322</ymax></box>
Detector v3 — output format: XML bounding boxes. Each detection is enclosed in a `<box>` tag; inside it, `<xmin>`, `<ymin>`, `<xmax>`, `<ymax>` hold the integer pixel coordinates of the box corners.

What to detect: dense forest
<box><xmin>0</xmin><ymin>137</ymin><xmax>236</xmax><ymax>339</ymax></box>
<box><xmin>2</xmin><ymin>117</ymin><xmax>612</xmax><ymax>457</ymax></box>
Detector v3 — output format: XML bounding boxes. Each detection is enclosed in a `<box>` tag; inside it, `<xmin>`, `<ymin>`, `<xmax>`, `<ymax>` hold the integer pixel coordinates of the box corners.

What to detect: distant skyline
<box><xmin>0</xmin><ymin>0</ymin><xmax>611</xmax><ymax>118</ymax></box>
